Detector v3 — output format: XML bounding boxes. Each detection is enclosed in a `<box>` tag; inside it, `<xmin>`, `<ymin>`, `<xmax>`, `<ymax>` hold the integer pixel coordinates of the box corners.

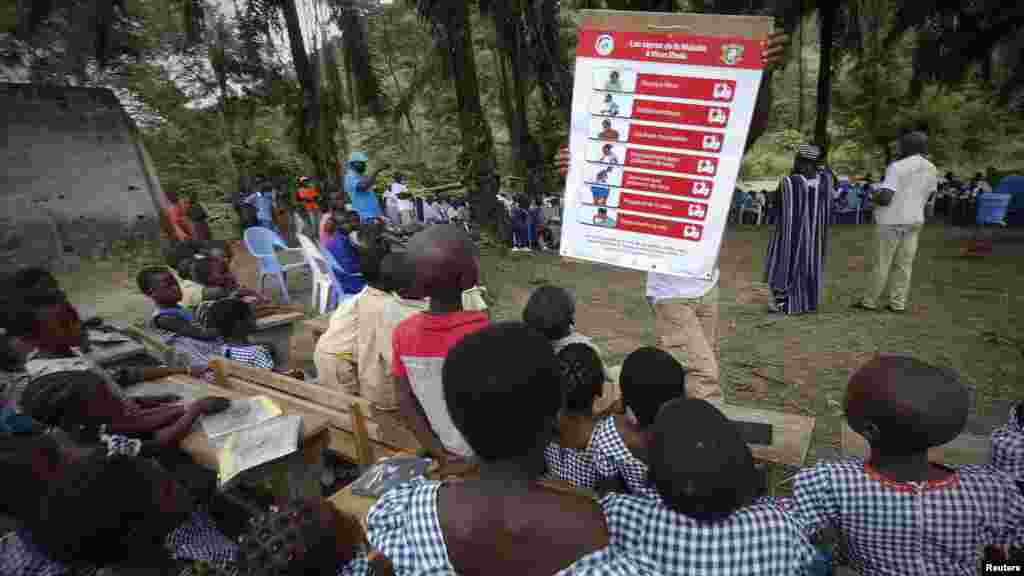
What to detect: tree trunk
<box><xmin>280</xmin><ymin>0</ymin><xmax>323</xmax><ymax>179</ymax></box>
<box><xmin>815</xmin><ymin>3</ymin><xmax>836</xmax><ymax>156</ymax></box>
<box><xmin>444</xmin><ymin>4</ymin><xmax>499</xmax><ymax>232</ymax></box>
<box><xmin>797</xmin><ymin>12</ymin><xmax>805</xmax><ymax>132</ymax></box>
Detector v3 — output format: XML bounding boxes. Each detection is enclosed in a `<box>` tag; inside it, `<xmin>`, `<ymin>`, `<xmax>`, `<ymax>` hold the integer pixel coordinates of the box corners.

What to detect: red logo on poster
<box><xmin>595</xmin><ymin>34</ymin><xmax>615</xmax><ymax>56</ymax></box>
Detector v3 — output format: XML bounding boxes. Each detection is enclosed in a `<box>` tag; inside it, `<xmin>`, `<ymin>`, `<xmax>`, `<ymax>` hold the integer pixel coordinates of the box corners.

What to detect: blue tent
<box><xmin>994</xmin><ymin>176</ymin><xmax>1024</xmax><ymax>226</ymax></box>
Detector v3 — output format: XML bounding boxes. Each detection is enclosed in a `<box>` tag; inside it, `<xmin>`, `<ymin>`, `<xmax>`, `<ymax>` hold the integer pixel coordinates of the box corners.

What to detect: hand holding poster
<box><xmin>560</xmin><ymin>11</ymin><xmax>773</xmax><ymax>279</ymax></box>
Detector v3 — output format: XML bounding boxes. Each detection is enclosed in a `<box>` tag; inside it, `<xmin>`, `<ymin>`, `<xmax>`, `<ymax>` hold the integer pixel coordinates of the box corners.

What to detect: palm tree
<box><xmin>409</xmin><ymin>0</ymin><xmax>501</xmax><ymax>230</ymax></box>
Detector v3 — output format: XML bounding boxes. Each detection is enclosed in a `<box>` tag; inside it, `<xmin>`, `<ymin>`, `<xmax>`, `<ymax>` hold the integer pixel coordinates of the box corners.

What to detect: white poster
<box><xmin>561</xmin><ymin>20</ymin><xmax>767</xmax><ymax>279</ymax></box>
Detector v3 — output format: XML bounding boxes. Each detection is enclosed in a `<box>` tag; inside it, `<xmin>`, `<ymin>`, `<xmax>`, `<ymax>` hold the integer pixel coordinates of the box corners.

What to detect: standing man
<box><xmin>386</xmin><ymin>173</ymin><xmax>407</xmax><ymax>224</ymax></box>
<box><xmin>296</xmin><ymin>177</ymin><xmax>321</xmax><ymax>234</ymax></box>
<box><xmin>243</xmin><ymin>182</ymin><xmax>277</xmax><ymax>232</ymax></box>
<box><xmin>855</xmin><ymin>132</ymin><xmax>937</xmax><ymax>313</ymax></box>
<box><xmin>764</xmin><ymin>145</ymin><xmax>833</xmax><ymax>315</ymax></box>
<box><xmin>345</xmin><ymin>151</ymin><xmax>389</xmax><ymax>222</ymax></box>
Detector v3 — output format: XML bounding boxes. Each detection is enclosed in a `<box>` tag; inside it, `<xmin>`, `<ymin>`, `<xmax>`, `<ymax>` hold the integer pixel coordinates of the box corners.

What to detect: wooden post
<box><xmin>210</xmin><ymin>357</ymin><xmax>228</xmax><ymax>388</ymax></box>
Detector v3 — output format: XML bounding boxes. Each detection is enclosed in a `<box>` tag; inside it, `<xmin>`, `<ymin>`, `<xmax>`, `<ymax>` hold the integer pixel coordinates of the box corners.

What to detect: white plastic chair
<box><xmin>740</xmin><ymin>202</ymin><xmax>763</xmax><ymax>226</ymax></box>
<box><xmin>243</xmin><ymin>227</ymin><xmax>307</xmax><ymax>304</ymax></box>
<box><xmin>297</xmin><ymin>234</ymin><xmax>338</xmax><ymax>314</ymax></box>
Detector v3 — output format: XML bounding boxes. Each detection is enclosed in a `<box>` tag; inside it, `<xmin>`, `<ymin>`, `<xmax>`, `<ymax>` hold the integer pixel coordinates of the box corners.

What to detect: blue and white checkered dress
<box><xmin>221</xmin><ymin>343</ymin><xmax>276</xmax><ymax>371</ymax></box>
<box><xmin>992</xmin><ymin>403</ymin><xmax>1024</xmax><ymax>487</ymax></box>
<box><xmin>587</xmin><ymin>417</ymin><xmax>658</xmax><ymax>498</ymax></box>
<box><xmin>366</xmin><ymin>477</ymin><xmax>651</xmax><ymax>575</ymax></box>
<box><xmin>601</xmin><ymin>492</ymin><xmax>817</xmax><ymax>575</ymax></box>
<box><xmin>545</xmin><ymin>441</ymin><xmax>598</xmax><ymax>489</ymax></box>
<box><xmin>789</xmin><ymin>459</ymin><xmax>1024</xmax><ymax>575</ymax></box>
<box><xmin>0</xmin><ymin>511</ymin><xmax>236</xmax><ymax>576</ymax></box>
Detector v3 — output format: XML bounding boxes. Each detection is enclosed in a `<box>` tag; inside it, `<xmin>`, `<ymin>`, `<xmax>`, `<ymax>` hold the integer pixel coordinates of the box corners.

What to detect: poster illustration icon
<box><xmin>702</xmin><ymin>135</ymin><xmax>722</xmax><ymax>151</ymax></box>
<box><xmin>708</xmin><ymin>108</ymin><xmax>727</xmax><ymax>125</ymax></box>
<box><xmin>683</xmin><ymin>224</ymin><xmax>702</xmax><ymax>240</ymax></box>
<box><xmin>696</xmin><ymin>159</ymin><xmax>716</xmax><ymax>175</ymax></box>
<box><xmin>595</xmin><ymin>34</ymin><xmax>615</xmax><ymax>56</ymax></box>
<box><xmin>712</xmin><ymin>83</ymin><xmax>733</xmax><ymax>100</ymax></box>
<box><xmin>688</xmin><ymin>204</ymin><xmax>707</xmax><ymax>219</ymax></box>
<box><xmin>721</xmin><ymin>44</ymin><xmax>745</xmax><ymax>66</ymax></box>
<box><xmin>691</xmin><ymin>181</ymin><xmax>711</xmax><ymax>197</ymax></box>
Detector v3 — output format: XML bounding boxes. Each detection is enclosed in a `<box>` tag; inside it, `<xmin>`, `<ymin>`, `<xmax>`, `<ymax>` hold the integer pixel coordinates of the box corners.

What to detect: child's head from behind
<box><xmin>376</xmin><ymin>253</ymin><xmax>414</xmax><ymax>295</ymax></box>
<box><xmin>7</xmin><ymin>289</ymin><xmax>81</xmax><ymax>353</ymax></box>
<box><xmin>21</xmin><ymin>371</ymin><xmax>123</xmax><ymax>439</ymax></box>
<box><xmin>138</xmin><ymin>266</ymin><xmax>182</xmax><ymax>307</ymax></box>
<box><xmin>648</xmin><ymin>398</ymin><xmax>760</xmax><ymax>523</ymax></box>
<box><xmin>13</xmin><ymin>267</ymin><xmax>59</xmax><ymax>293</ymax></box>
<box><xmin>845</xmin><ymin>355</ymin><xmax>967</xmax><ymax>456</ymax></box>
<box><xmin>523</xmin><ymin>285</ymin><xmax>576</xmax><ymax>341</ymax></box>
<box><xmin>209</xmin><ymin>299</ymin><xmax>255</xmax><ymax>342</ymax></box>
<box><xmin>406</xmin><ymin>224</ymin><xmax>479</xmax><ymax>300</ymax></box>
<box><xmin>444</xmin><ymin>323</ymin><xmax>561</xmax><ymax>466</ymax></box>
<box><xmin>237</xmin><ymin>499</ymin><xmax>365</xmax><ymax>576</ymax></box>
<box><xmin>558</xmin><ymin>343</ymin><xmax>605</xmax><ymax>416</ymax></box>
<box><xmin>191</xmin><ymin>256</ymin><xmax>233</xmax><ymax>288</ymax></box>
<box><xmin>33</xmin><ymin>454</ymin><xmax>193</xmax><ymax>567</ymax></box>
<box><xmin>621</xmin><ymin>347</ymin><xmax>686</xmax><ymax>428</ymax></box>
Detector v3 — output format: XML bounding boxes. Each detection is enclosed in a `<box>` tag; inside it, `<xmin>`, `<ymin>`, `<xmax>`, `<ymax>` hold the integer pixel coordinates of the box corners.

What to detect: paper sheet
<box><xmin>217</xmin><ymin>413</ymin><xmax>302</xmax><ymax>486</ymax></box>
<box><xmin>200</xmin><ymin>396</ymin><xmax>282</xmax><ymax>439</ymax></box>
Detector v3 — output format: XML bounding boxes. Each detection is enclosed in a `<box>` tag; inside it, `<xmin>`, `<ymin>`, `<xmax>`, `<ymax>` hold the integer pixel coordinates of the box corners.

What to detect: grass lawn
<box><xmin>59</xmin><ymin>218</ymin><xmax>1023</xmax><ymax>468</ymax></box>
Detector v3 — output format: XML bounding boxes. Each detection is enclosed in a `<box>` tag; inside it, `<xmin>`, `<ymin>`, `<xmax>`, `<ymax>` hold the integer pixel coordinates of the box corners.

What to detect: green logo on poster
<box><xmin>721</xmin><ymin>44</ymin><xmax>744</xmax><ymax>65</ymax></box>
<box><xmin>596</xmin><ymin>34</ymin><xmax>615</xmax><ymax>56</ymax></box>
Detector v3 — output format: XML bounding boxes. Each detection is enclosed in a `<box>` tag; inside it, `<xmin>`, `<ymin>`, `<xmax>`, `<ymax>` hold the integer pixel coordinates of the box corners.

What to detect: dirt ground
<box><xmin>58</xmin><ymin>219</ymin><xmax>1024</xmax><ymax>464</ymax></box>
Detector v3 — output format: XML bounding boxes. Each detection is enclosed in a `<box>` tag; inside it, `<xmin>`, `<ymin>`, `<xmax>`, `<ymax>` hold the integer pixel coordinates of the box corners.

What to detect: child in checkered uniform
<box><xmin>544</xmin><ymin>343</ymin><xmax>606</xmax><ymax>489</ymax></box>
<box><xmin>367</xmin><ymin>323</ymin><xmax>648</xmax><ymax>575</ymax></box>
<box><xmin>588</xmin><ymin>347</ymin><xmax>685</xmax><ymax>497</ymax></box>
<box><xmin>0</xmin><ymin>440</ymin><xmax>238</xmax><ymax>575</ymax></box>
<box><xmin>207</xmin><ymin>298</ymin><xmax>277</xmax><ymax>371</ymax></box>
<box><xmin>789</xmin><ymin>356</ymin><xmax>1024</xmax><ymax>575</ymax></box>
<box><xmin>601</xmin><ymin>398</ymin><xmax>821</xmax><ymax>575</ymax></box>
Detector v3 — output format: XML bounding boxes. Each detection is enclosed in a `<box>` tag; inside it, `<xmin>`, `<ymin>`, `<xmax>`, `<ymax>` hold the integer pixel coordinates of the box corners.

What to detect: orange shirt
<box><xmin>298</xmin><ymin>186</ymin><xmax>321</xmax><ymax>211</ymax></box>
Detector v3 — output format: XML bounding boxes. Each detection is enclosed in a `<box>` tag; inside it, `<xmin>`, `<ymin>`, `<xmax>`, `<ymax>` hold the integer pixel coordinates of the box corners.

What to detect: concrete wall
<box><xmin>1</xmin><ymin>83</ymin><xmax>164</xmax><ymax>271</ymax></box>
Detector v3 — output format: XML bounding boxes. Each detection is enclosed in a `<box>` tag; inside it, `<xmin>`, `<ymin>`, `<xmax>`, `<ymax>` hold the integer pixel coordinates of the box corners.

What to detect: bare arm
<box><xmin>149</xmin><ymin>397</ymin><xmax>230</xmax><ymax>450</ymax></box>
<box><xmin>395</xmin><ymin>375</ymin><xmax>447</xmax><ymax>462</ymax></box>
<box><xmin>109</xmin><ymin>404</ymin><xmax>188</xmax><ymax>436</ymax></box>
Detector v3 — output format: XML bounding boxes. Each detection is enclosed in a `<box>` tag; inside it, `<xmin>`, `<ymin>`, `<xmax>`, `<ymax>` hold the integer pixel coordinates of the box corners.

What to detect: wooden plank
<box><xmin>254</xmin><ymin>311</ymin><xmax>305</xmax><ymax>330</ymax></box>
<box><xmin>709</xmin><ymin>401</ymin><xmax>816</xmax><ymax>468</ymax></box>
<box><xmin>841</xmin><ymin>422</ymin><xmax>992</xmax><ymax>467</ymax></box>
<box><xmin>221</xmin><ymin>375</ymin><xmax>421</xmax><ymax>452</ymax></box>
<box><xmin>213</xmin><ymin>357</ymin><xmax>376</xmax><ymax>414</ymax></box>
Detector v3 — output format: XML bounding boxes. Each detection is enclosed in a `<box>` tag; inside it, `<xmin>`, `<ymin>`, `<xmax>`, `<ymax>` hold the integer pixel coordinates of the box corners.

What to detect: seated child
<box><xmin>544</xmin><ymin>343</ymin><xmax>605</xmax><ymax>489</ymax></box>
<box><xmin>7</xmin><ymin>289</ymin><xmax>196</xmax><ymax>410</ymax></box>
<box><xmin>790</xmin><ymin>356</ymin><xmax>1024</xmax><ymax>575</ymax></box>
<box><xmin>21</xmin><ymin>370</ymin><xmax>230</xmax><ymax>452</ymax></box>
<box><xmin>392</xmin><ymin>225</ymin><xmax>489</xmax><ymax>465</ymax></box>
<box><xmin>523</xmin><ymin>285</ymin><xmax>600</xmax><ymax>355</ymax></box>
<box><xmin>315</xmin><ymin>253</ymin><xmax>426</xmax><ymax>409</ymax></box>
<box><xmin>207</xmin><ymin>298</ymin><xmax>303</xmax><ymax>379</ymax></box>
<box><xmin>236</xmin><ymin>498</ymin><xmax>386</xmax><ymax>576</ymax></box>
<box><xmin>322</xmin><ymin>212</ymin><xmax>368</xmax><ymax>295</ymax></box>
<box><xmin>139</xmin><ymin>265</ymin><xmax>220</xmax><ymax>341</ymax></box>
<box><xmin>589</xmin><ymin>346</ymin><xmax>686</xmax><ymax>497</ymax></box>
<box><xmin>601</xmin><ymin>397</ymin><xmax>819</xmax><ymax>575</ymax></box>
<box><xmin>189</xmin><ymin>255</ymin><xmax>268</xmax><ymax>308</ymax></box>
<box><xmin>368</xmin><ymin>322</ymin><xmax>646</xmax><ymax>575</ymax></box>
<box><xmin>2</xmin><ymin>453</ymin><xmax>237</xmax><ymax>575</ymax></box>
<box><xmin>165</xmin><ymin>241</ymin><xmax>209</xmax><ymax>308</ymax></box>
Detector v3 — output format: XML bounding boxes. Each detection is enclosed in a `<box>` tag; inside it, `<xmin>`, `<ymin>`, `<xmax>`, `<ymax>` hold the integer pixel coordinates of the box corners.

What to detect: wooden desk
<box><xmin>841</xmin><ymin>422</ymin><xmax>991</xmax><ymax>466</ymax></box>
<box><xmin>129</xmin><ymin>374</ymin><xmax>330</xmax><ymax>499</ymax></box>
<box><xmin>601</xmin><ymin>366</ymin><xmax>815</xmax><ymax>468</ymax></box>
<box><xmin>250</xmin><ymin>311</ymin><xmax>305</xmax><ymax>369</ymax></box>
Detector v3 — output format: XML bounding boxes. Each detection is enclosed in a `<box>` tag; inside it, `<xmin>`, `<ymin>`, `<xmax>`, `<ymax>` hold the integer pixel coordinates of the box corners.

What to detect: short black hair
<box><xmin>620</xmin><ymin>347</ymin><xmax>687</xmax><ymax>428</ymax></box>
<box><xmin>376</xmin><ymin>253</ymin><xmax>413</xmax><ymax>294</ymax></box>
<box><xmin>31</xmin><ymin>455</ymin><xmax>189</xmax><ymax>567</ymax></box>
<box><xmin>443</xmin><ymin>322</ymin><xmax>562</xmax><ymax>462</ymax></box>
<box><xmin>558</xmin><ymin>344</ymin><xmax>605</xmax><ymax>415</ymax></box>
<box><xmin>21</xmin><ymin>371</ymin><xmax>110</xmax><ymax>440</ymax></box>
<box><xmin>236</xmin><ymin>499</ymin><xmax>365</xmax><ymax>576</ymax></box>
<box><xmin>137</xmin><ymin>265</ymin><xmax>173</xmax><ymax>294</ymax></box>
<box><xmin>648</xmin><ymin>398</ymin><xmax>759</xmax><ymax>523</ymax></box>
<box><xmin>208</xmin><ymin>298</ymin><xmax>253</xmax><ymax>341</ymax></box>
<box><xmin>12</xmin><ymin>267</ymin><xmax>59</xmax><ymax>293</ymax></box>
<box><xmin>845</xmin><ymin>355</ymin><xmax>968</xmax><ymax>455</ymax></box>
<box><xmin>522</xmin><ymin>285</ymin><xmax>575</xmax><ymax>340</ymax></box>
<box><xmin>190</xmin><ymin>256</ymin><xmax>217</xmax><ymax>286</ymax></box>
<box><xmin>5</xmin><ymin>289</ymin><xmax>69</xmax><ymax>339</ymax></box>
<box><xmin>165</xmin><ymin>241</ymin><xmax>205</xmax><ymax>279</ymax></box>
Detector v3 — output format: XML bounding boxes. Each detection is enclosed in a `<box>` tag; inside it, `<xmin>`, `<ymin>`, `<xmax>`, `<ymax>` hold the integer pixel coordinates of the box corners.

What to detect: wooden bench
<box><xmin>209</xmin><ymin>357</ymin><xmax>421</xmax><ymax>467</ymax></box>
<box><xmin>127</xmin><ymin>374</ymin><xmax>330</xmax><ymax>499</ymax></box>
<box><xmin>841</xmin><ymin>422</ymin><xmax>992</xmax><ymax>466</ymax></box>
<box><xmin>604</xmin><ymin>365</ymin><xmax>815</xmax><ymax>468</ymax></box>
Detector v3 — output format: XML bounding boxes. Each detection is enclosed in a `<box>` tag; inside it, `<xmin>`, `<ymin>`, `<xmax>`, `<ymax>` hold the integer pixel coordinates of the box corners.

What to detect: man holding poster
<box><xmin>560</xmin><ymin>12</ymin><xmax>788</xmax><ymax>401</ymax></box>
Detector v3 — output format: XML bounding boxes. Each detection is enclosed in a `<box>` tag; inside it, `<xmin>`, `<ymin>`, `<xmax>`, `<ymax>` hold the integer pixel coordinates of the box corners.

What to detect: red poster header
<box><xmin>634</xmin><ymin>75</ymin><xmax>737</xmax><ymax>102</ymax></box>
<box><xmin>627</xmin><ymin>123</ymin><xmax>726</xmax><ymax>153</ymax></box>
<box><xmin>616</xmin><ymin>212</ymin><xmax>704</xmax><ymax>242</ymax></box>
<box><xmin>620</xmin><ymin>192</ymin><xmax>709</xmax><ymax>221</ymax></box>
<box><xmin>578</xmin><ymin>29</ymin><xmax>764</xmax><ymax>70</ymax></box>
<box><xmin>621</xmin><ymin>171</ymin><xmax>714</xmax><ymax>200</ymax></box>
<box><xmin>630</xmin><ymin>99</ymin><xmax>730</xmax><ymax>128</ymax></box>
<box><xmin>624</xmin><ymin>148</ymin><xmax>718</xmax><ymax>177</ymax></box>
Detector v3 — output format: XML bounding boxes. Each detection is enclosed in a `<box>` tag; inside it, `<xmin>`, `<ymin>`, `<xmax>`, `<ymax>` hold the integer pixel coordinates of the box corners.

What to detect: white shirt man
<box><xmin>859</xmin><ymin>133</ymin><xmax>938</xmax><ymax>312</ymax></box>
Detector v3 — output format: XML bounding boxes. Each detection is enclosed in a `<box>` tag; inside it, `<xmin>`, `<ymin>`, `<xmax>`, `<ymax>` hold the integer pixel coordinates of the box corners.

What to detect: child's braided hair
<box><xmin>557</xmin><ymin>343</ymin><xmax>605</xmax><ymax>416</ymax></box>
<box><xmin>236</xmin><ymin>499</ymin><xmax>371</xmax><ymax>576</ymax></box>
